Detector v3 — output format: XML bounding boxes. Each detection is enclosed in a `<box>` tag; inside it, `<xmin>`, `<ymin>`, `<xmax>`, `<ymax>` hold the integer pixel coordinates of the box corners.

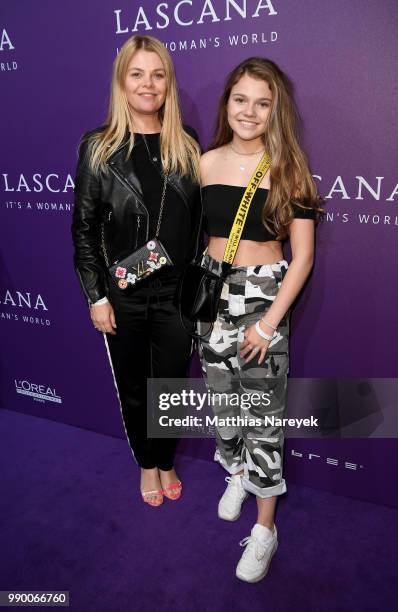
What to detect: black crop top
<box><xmin>202</xmin><ymin>184</ymin><xmax>316</xmax><ymax>242</ymax></box>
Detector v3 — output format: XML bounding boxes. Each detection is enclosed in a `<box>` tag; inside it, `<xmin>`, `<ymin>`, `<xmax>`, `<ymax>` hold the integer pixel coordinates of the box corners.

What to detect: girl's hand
<box><xmin>240</xmin><ymin>323</ymin><xmax>270</xmax><ymax>365</ymax></box>
<box><xmin>90</xmin><ymin>302</ymin><xmax>117</xmax><ymax>335</ymax></box>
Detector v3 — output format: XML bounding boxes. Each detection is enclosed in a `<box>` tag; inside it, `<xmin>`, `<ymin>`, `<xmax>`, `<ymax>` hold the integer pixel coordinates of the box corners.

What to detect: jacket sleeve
<box><xmin>71</xmin><ymin>134</ymin><xmax>107</xmax><ymax>305</ymax></box>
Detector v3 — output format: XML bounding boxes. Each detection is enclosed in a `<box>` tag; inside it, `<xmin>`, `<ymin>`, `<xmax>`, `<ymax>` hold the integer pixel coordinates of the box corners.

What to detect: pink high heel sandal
<box><xmin>141</xmin><ymin>488</ymin><xmax>164</xmax><ymax>507</ymax></box>
<box><xmin>162</xmin><ymin>481</ymin><xmax>182</xmax><ymax>501</ymax></box>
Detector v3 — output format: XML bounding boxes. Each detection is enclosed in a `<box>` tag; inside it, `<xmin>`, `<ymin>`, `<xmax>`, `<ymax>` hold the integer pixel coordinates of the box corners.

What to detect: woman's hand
<box><xmin>90</xmin><ymin>302</ymin><xmax>117</xmax><ymax>335</ymax></box>
<box><xmin>240</xmin><ymin>322</ymin><xmax>270</xmax><ymax>365</ymax></box>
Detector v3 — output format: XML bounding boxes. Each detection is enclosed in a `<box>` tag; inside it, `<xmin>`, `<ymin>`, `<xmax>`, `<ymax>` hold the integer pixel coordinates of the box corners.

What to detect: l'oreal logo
<box><xmin>15</xmin><ymin>380</ymin><xmax>62</xmax><ymax>404</ymax></box>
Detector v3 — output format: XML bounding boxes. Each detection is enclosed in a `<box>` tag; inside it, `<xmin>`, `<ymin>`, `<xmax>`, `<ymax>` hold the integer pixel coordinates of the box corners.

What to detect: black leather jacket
<box><xmin>71</xmin><ymin>126</ymin><xmax>202</xmax><ymax>305</ymax></box>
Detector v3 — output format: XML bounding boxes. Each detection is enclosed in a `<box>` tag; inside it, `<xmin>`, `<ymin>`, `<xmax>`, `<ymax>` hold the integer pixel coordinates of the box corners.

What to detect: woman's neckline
<box><xmin>202</xmin><ymin>183</ymin><xmax>269</xmax><ymax>191</ymax></box>
<box><xmin>134</xmin><ymin>132</ymin><xmax>160</xmax><ymax>136</ymax></box>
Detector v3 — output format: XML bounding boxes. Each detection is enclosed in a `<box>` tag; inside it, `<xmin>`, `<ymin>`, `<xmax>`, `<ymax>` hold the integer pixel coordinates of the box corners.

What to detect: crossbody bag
<box><xmin>101</xmin><ymin>136</ymin><xmax>173</xmax><ymax>291</ymax></box>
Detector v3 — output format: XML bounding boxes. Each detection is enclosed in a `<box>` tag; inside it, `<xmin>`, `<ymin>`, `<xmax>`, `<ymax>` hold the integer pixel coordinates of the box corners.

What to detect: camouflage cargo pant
<box><xmin>198</xmin><ymin>254</ymin><xmax>290</xmax><ymax>498</ymax></box>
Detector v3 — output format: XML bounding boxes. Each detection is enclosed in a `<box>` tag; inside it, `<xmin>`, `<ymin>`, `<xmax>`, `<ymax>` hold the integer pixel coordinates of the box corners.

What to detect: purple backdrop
<box><xmin>1</xmin><ymin>0</ymin><xmax>397</xmax><ymax>508</ymax></box>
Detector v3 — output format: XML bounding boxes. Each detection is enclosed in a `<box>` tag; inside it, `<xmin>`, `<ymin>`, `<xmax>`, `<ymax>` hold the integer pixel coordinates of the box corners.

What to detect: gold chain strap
<box><xmin>101</xmin><ymin>134</ymin><xmax>168</xmax><ymax>266</ymax></box>
<box><xmin>101</xmin><ymin>223</ymin><xmax>110</xmax><ymax>267</ymax></box>
<box><xmin>155</xmin><ymin>172</ymin><xmax>168</xmax><ymax>238</ymax></box>
<box><xmin>142</xmin><ymin>133</ymin><xmax>169</xmax><ymax>238</ymax></box>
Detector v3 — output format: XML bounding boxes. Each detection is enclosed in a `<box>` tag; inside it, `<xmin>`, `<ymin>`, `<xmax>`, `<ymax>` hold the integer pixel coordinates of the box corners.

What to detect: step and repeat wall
<box><xmin>1</xmin><ymin>1</ymin><xmax>397</xmax><ymax>507</ymax></box>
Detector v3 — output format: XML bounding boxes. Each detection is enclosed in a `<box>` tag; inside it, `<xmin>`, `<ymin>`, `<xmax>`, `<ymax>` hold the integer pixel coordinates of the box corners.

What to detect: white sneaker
<box><xmin>218</xmin><ymin>475</ymin><xmax>248</xmax><ymax>521</ymax></box>
<box><xmin>235</xmin><ymin>523</ymin><xmax>278</xmax><ymax>583</ymax></box>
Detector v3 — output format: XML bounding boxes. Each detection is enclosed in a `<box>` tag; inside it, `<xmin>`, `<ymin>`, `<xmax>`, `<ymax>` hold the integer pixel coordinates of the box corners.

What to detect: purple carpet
<box><xmin>0</xmin><ymin>409</ymin><xmax>396</xmax><ymax>612</ymax></box>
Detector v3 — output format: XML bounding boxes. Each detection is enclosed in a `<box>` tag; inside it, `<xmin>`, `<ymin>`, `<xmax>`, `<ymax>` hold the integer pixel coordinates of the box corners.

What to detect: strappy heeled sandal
<box><xmin>161</xmin><ymin>481</ymin><xmax>182</xmax><ymax>501</ymax></box>
<box><xmin>141</xmin><ymin>488</ymin><xmax>164</xmax><ymax>507</ymax></box>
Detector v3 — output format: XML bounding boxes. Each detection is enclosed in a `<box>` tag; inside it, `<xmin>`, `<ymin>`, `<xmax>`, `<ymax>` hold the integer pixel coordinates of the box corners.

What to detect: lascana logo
<box><xmin>0</xmin><ymin>290</ymin><xmax>51</xmax><ymax>326</ymax></box>
<box><xmin>114</xmin><ymin>0</ymin><xmax>277</xmax><ymax>33</ymax></box>
<box><xmin>313</xmin><ymin>174</ymin><xmax>398</xmax><ymax>230</ymax></box>
<box><xmin>2</xmin><ymin>173</ymin><xmax>74</xmax><ymax>193</ymax></box>
<box><xmin>0</xmin><ymin>290</ymin><xmax>48</xmax><ymax>310</ymax></box>
<box><xmin>15</xmin><ymin>379</ymin><xmax>62</xmax><ymax>404</ymax></box>
<box><xmin>1</xmin><ymin>172</ymin><xmax>75</xmax><ymax>214</ymax></box>
<box><xmin>0</xmin><ymin>28</ymin><xmax>14</xmax><ymax>51</ymax></box>
<box><xmin>1</xmin><ymin>28</ymin><xmax>18</xmax><ymax>72</ymax></box>
<box><xmin>314</xmin><ymin>175</ymin><xmax>398</xmax><ymax>202</ymax></box>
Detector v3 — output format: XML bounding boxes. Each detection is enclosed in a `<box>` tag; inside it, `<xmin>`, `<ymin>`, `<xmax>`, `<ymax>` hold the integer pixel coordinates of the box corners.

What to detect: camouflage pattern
<box><xmin>198</xmin><ymin>254</ymin><xmax>290</xmax><ymax>498</ymax></box>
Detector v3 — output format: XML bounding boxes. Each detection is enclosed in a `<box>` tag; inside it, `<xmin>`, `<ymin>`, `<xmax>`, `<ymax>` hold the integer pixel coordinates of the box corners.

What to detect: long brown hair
<box><xmin>211</xmin><ymin>57</ymin><xmax>322</xmax><ymax>239</ymax></box>
<box><xmin>87</xmin><ymin>35</ymin><xmax>200</xmax><ymax>181</ymax></box>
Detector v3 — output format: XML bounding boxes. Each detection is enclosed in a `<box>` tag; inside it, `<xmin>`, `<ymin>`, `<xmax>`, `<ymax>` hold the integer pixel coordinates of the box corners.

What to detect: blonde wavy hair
<box><xmin>211</xmin><ymin>57</ymin><xmax>323</xmax><ymax>239</ymax></box>
<box><xmin>87</xmin><ymin>35</ymin><xmax>200</xmax><ymax>181</ymax></box>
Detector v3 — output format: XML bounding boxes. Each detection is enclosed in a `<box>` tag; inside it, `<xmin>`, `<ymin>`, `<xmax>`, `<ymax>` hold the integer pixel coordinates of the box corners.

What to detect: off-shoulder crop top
<box><xmin>202</xmin><ymin>184</ymin><xmax>316</xmax><ymax>242</ymax></box>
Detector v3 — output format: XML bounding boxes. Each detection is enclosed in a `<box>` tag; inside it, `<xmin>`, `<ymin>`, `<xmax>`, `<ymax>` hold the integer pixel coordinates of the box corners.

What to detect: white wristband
<box><xmin>91</xmin><ymin>297</ymin><xmax>109</xmax><ymax>306</ymax></box>
<box><xmin>255</xmin><ymin>321</ymin><xmax>274</xmax><ymax>341</ymax></box>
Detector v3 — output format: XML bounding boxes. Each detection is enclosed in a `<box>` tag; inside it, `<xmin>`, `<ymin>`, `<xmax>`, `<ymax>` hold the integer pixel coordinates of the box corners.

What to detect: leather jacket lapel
<box><xmin>108</xmin><ymin>134</ymin><xmax>192</xmax><ymax>215</ymax></box>
<box><xmin>107</xmin><ymin>138</ymin><xmax>145</xmax><ymax>200</ymax></box>
<box><xmin>168</xmin><ymin>172</ymin><xmax>188</xmax><ymax>207</ymax></box>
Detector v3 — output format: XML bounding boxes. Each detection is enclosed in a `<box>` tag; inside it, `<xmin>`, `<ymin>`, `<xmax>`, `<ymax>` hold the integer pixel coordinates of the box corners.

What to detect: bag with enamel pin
<box><xmin>101</xmin><ymin>171</ymin><xmax>173</xmax><ymax>290</ymax></box>
<box><xmin>107</xmin><ymin>238</ymin><xmax>173</xmax><ymax>290</ymax></box>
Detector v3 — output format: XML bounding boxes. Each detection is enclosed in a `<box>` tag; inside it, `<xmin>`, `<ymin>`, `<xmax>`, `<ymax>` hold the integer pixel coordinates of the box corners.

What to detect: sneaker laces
<box><xmin>224</xmin><ymin>476</ymin><xmax>246</xmax><ymax>501</ymax></box>
<box><xmin>239</xmin><ymin>534</ymin><xmax>271</xmax><ymax>561</ymax></box>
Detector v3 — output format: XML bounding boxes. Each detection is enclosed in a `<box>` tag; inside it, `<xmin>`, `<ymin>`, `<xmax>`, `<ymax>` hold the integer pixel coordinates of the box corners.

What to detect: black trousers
<box><xmin>105</xmin><ymin>277</ymin><xmax>192</xmax><ymax>470</ymax></box>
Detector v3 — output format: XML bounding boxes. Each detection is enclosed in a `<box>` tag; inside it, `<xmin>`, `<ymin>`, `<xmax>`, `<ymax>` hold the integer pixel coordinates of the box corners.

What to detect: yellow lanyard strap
<box><xmin>223</xmin><ymin>151</ymin><xmax>271</xmax><ymax>265</ymax></box>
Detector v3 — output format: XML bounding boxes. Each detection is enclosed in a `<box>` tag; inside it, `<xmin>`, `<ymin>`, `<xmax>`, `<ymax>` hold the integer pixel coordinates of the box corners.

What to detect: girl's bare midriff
<box><xmin>207</xmin><ymin>237</ymin><xmax>284</xmax><ymax>266</ymax></box>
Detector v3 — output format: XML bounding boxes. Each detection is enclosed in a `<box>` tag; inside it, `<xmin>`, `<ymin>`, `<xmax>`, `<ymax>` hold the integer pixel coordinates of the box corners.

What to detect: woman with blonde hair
<box><xmin>72</xmin><ymin>35</ymin><xmax>201</xmax><ymax>507</ymax></box>
<box><xmin>198</xmin><ymin>57</ymin><xmax>321</xmax><ymax>581</ymax></box>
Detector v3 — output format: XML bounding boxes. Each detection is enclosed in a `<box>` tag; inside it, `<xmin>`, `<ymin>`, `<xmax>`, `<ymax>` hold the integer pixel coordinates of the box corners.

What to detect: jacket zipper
<box><xmin>135</xmin><ymin>216</ymin><xmax>141</xmax><ymax>248</ymax></box>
